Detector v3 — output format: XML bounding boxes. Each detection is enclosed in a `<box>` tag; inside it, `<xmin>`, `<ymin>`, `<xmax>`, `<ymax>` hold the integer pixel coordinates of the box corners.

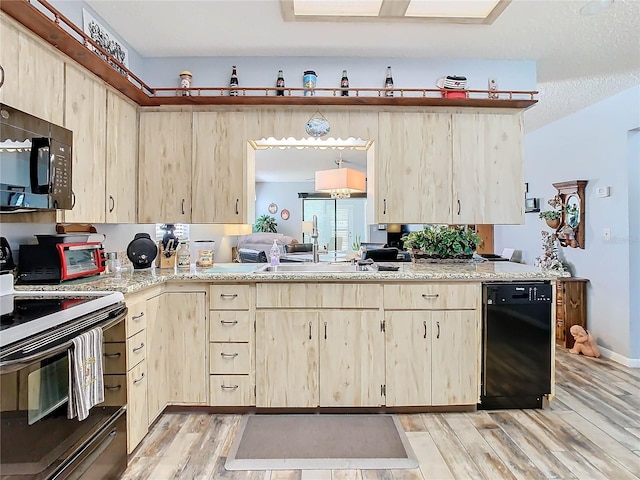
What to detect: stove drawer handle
<box><xmin>104</xmin><ymin>352</ymin><xmax>122</xmax><ymax>358</ymax></box>
<box><xmin>105</xmin><ymin>384</ymin><xmax>122</xmax><ymax>391</ymax></box>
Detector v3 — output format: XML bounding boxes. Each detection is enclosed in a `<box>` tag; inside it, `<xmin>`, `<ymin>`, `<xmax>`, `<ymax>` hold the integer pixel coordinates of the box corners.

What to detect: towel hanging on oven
<box><xmin>68</xmin><ymin>327</ymin><xmax>104</xmax><ymax>421</ymax></box>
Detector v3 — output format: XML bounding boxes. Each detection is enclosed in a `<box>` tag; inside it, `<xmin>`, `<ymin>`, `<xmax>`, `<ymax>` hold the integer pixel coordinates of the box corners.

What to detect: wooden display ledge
<box><xmin>1</xmin><ymin>0</ymin><xmax>537</xmax><ymax>110</ymax></box>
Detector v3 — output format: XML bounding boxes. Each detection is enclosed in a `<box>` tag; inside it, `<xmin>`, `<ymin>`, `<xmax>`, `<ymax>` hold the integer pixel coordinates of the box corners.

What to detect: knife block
<box><xmin>156</xmin><ymin>242</ymin><xmax>176</xmax><ymax>269</ymax></box>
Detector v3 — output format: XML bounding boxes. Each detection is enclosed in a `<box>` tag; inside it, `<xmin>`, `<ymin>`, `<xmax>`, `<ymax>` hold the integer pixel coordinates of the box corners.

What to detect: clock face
<box><xmin>268</xmin><ymin>203</ymin><xmax>278</xmax><ymax>214</ymax></box>
<box><xmin>280</xmin><ymin>209</ymin><xmax>290</xmax><ymax>220</ymax></box>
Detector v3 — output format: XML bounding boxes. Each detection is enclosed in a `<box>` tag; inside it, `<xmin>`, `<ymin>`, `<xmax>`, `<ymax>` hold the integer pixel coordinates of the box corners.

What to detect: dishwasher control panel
<box><xmin>484</xmin><ymin>282</ymin><xmax>552</xmax><ymax>304</ymax></box>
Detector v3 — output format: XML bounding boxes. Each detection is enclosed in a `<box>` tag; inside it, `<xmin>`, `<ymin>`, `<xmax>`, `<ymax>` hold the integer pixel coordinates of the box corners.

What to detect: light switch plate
<box><xmin>595</xmin><ymin>186</ymin><xmax>610</xmax><ymax>197</ymax></box>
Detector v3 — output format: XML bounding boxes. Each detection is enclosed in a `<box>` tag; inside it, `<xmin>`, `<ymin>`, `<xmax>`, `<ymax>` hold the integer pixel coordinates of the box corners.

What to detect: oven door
<box><xmin>0</xmin><ymin>308</ymin><xmax>127</xmax><ymax>479</ymax></box>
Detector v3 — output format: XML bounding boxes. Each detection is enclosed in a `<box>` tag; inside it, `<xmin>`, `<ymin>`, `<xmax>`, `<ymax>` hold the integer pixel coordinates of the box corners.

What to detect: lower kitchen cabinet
<box><xmin>127</xmin><ymin>360</ymin><xmax>148</xmax><ymax>452</ymax></box>
<box><xmin>145</xmin><ymin>293</ymin><xmax>168</xmax><ymax>424</ymax></box>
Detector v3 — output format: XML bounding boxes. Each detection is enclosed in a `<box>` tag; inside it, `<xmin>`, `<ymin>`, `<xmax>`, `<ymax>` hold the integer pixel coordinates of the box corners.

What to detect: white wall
<box><xmin>255</xmin><ymin>181</ymin><xmax>314</xmax><ymax>240</ymax></box>
<box><xmin>495</xmin><ymin>85</ymin><xmax>640</xmax><ymax>362</ymax></box>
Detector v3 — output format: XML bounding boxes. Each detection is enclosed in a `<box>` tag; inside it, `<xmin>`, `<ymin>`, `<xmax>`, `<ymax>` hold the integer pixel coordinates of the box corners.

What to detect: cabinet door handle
<box><xmin>181</xmin><ymin>198</ymin><xmax>186</xmax><ymax>215</ymax></box>
<box><xmin>220</xmin><ymin>293</ymin><xmax>238</xmax><ymax>298</ymax></box>
<box><xmin>436</xmin><ymin>321</ymin><xmax>440</xmax><ymax>339</ymax></box>
<box><xmin>220</xmin><ymin>319</ymin><xmax>238</xmax><ymax>325</ymax></box>
<box><xmin>220</xmin><ymin>352</ymin><xmax>239</xmax><ymax>358</ymax></box>
<box><xmin>457</xmin><ymin>199</ymin><xmax>461</xmax><ymax>215</ymax></box>
<box><xmin>309</xmin><ymin>321</ymin><xmax>312</xmax><ymax>340</ymax></box>
<box><xmin>235</xmin><ymin>198</ymin><xmax>239</xmax><ymax>215</ymax></box>
<box><xmin>103</xmin><ymin>352</ymin><xmax>122</xmax><ymax>358</ymax></box>
<box><xmin>383</xmin><ymin>199</ymin><xmax>387</xmax><ymax>215</ymax></box>
<box><xmin>132</xmin><ymin>312</ymin><xmax>145</xmax><ymax>320</ymax></box>
<box><xmin>133</xmin><ymin>373</ymin><xmax>145</xmax><ymax>385</ymax></box>
<box><xmin>422</xmin><ymin>293</ymin><xmax>439</xmax><ymax>299</ymax></box>
<box><xmin>105</xmin><ymin>384</ymin><xmax>122</xmax><ymax>390</ymax></box>
<box><xmin>324</xmin><ymin>321</ymin><xmax>327</xmax><ymax>340</ymax></box>
<box><xmin>423</xmin><ymin>320</ymin><xmax>427</xmax><ymax>339</ymax></box>
<box><xmin>132</xmin><ymin>343</ymin><xmax>145</xmax><ymax>353</ymax></box>
<box><xmin>221</xmin><ymin>384</ymin><xmax>239</xmax><ymax>390</ymax></box>
<box><xmin>108</xmin><ymin>195</ymin><xmax>115</xmax><ymax>213</ymax></box>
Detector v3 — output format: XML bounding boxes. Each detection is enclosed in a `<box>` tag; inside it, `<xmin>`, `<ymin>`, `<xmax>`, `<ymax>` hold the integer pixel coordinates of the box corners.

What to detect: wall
<box><xmin>494</xmin><ymin>85</ymin><xmax>640</xmax><ymax>364</ymax></box>
<box><xmin>255</xmin><ymin>181</ymin><xmax>313</xmax><ymax>241</ymax></box>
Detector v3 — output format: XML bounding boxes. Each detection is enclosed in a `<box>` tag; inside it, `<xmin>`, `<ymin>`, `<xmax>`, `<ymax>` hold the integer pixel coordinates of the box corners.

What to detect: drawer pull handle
<box><xmin>423</xmin><ymin>320</ymin><xmax>427</xmax><ymax>339</ymax></box>
<box><xmin>132</xmin><ymin>343</ymin><xmax>145</xmax><ymax>353</ymax></box>
<box><xmin>132</xmin><ymin>312</ymin><xmax>145</xmax><ymax>320</ymax></box>
<box><xmin>105</xmin><ymin>384</ymin><xmax>122</xmax><ymax>391</ymax></box>
<box><xmin>220</xmin><ymin>352</ymin><xmax>239</xmax><ymax>358</ymax></box>
<box><xmin>220</xmin><ymin>320</ymin><xmax>239</xmax><ymax>325</ymax></box>
<box><xmin>133</xmin><ymin>373</ymin><xmax>145</xmax><ymax>385</ymax></box>
<box><xmin>221</xmin><ymin>384</ymin><xmax>239</xmax><ymax>390</ymax></box>
<box><xmin>220</xmin><ymin>293</ymin><xmax>238</xmax><ymax>298</ymax></box>
<box><xmin>422</xmin><ymin>294</ymin><xmax>440</xmax><ymax>299</ymax></box>
<box><xmin>104</xmin><ymin>352</ymin><xmax>122</xmax><ymax>358</ymax></box>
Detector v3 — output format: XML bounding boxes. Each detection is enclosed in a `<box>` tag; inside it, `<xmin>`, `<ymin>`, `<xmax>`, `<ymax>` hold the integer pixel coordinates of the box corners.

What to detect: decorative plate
<box><xmin>305</xmin><ymin>117</ymin><xmax>330</xmax><ymax>137</ymax></box>
<box><xmin>280</xmin><ymin>209</ymin><xmax>290</xmax><ymax>220</ymax></box>
<box><xmin>268</xmin><ymin>203</ymin><xmax>278</xmax><ymax>214</ymax></box>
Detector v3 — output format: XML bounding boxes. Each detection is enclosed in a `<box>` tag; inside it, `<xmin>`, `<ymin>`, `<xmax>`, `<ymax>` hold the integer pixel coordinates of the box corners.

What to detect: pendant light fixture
<box><xmin>315</xmin><ymin>154</ymin><xmax>366</xmax><ymax>199</ymax></box>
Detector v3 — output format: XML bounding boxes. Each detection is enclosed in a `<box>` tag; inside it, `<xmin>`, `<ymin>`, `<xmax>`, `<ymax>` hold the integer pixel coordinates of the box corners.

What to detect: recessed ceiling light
<box><xmin>294</xmin><ymin>0</ymin><xmax>383</xmax><ymax>17</ymax></box>
<box><xmin>405</xmin><ymin>0</ymin><xmax>500</xmax><ymax>18</ymax></box>
<box><xmin>580</xmin><ymin>0</ymin><xmax>614</xmax><ymax>15</ymax></box>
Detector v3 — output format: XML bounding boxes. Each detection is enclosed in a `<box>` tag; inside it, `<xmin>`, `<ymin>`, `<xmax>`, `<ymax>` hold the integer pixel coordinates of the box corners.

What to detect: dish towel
<box><xmin>68</xmin><ymin>327</ymin><xmax>105</xmax><ymax>421</ymax></box>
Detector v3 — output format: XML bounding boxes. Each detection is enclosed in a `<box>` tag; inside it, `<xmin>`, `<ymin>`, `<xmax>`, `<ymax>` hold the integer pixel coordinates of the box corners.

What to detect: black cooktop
<box><xmin>0</xmin><ymin>295</ymin><xmax>96</xmax><ymax>332</ymax></box>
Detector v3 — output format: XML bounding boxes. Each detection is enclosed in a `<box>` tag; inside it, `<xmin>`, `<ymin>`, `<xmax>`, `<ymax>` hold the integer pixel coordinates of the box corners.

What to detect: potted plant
<box><xmin>539</xmin><ymin>210</ymin><xmax>561</xmax><ymax>229</ymax></box>
<box><xmin>253</xmin><ymin>214</ymin><xmax>278</xmax><ymax>233</ymax></box>
<box><xmin>401</xmin><ymin>225</ymin><xmax>481</xmax><ymax>262</ymax></box>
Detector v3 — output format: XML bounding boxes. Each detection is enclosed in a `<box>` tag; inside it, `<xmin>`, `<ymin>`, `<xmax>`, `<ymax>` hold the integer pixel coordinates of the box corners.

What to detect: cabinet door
<box><xmin>192</xmin><ymin>112</ymin><xmax>247</xmax><ymax>223</ymax></box>
<box><xmin>145</xmin><ymin>294</ymin><xmax>168</xmax><ymax>424</ymax></box>
<box><xmin>138</xmin><ymin>111</ymin><xmax>192</xmax><ymax>223</ymax></box>
<box><xmin>319</xmin><ymin>310</ymin><xmax>384</xmax><ymax>407</ymax></box>
<box><xmin>127</xmin><ymin>360</ymin><xmax>148</xmax><ymax>454</ymax></box>
<box><xmin>385</xmin><ymin>311</ymin><xmax>432</xmax><ymax>406</ymax></box>
<box><xmin>163</xmin><ymin>291</ymin><xmax>207</xmax><ymax>404</ymax></box>
<box><xmin>256</xmin><ymin>310</ymin><xmax>319</xmax><ymax>408</ymax></box>
<box><xmin>431</xmin><ymin>311</ymin><xmax>479</xmax><ymax>406</ymax></box>
<box><xmin>452</xmin><ymin>112</ymin><xmax>524</xmax><ymax>224</ymax></box>
<box><xmin>377</xmin><ymin>112</ymin><xmax>452</xmax><ymax>224</ymax></box>
<box><xmin>0</xmin><ymin>15</ymin><xmax>64</xmax><ymax>124</ymax></box>
<box><xmin>62</xmin><ymin>63</ymin><xmax>107</xmax><ymax>223</ymax></box>
<box><xmin>106</xmin><ymin>91</ymin><xmax>137</xmax><ymax>223</ymax></box>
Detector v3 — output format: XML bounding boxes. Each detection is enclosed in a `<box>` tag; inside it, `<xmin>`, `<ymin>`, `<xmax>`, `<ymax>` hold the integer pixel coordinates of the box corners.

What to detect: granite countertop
<box><xmin>13</xmin><ymin>262</ymin><xmax>567</xmax><ymax>295</ymax></box>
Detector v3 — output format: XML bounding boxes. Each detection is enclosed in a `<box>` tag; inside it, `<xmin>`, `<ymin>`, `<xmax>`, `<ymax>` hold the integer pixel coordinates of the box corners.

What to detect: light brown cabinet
<box><xmin>555</xmin><ymin>278</ymin><xmax>588</xmax><ymax>348</ymax></box>
<box><xmin>138</xmin><ymin>111</ymin><xmax>192</xmax><ymax>223</ymax></box>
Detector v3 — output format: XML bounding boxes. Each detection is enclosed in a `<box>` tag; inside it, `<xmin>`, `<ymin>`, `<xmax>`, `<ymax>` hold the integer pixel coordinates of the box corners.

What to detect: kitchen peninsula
<box><xmin>15</xmin><ymin>262</ymin><xmax>565</xmax><ymax>453</ymax></box>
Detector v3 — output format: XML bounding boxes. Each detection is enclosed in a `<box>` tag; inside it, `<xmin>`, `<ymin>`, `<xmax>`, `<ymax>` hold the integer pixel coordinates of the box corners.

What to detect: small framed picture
<box><xmin>280</xmin><ymin>209</ymin><xmax>290</xmax><ymax>220</ymax></box>
<box><xmin>268</xmin><ymin>203</ymin><xmax>278</xmax><ymax>214</ymax></box>
<box><xmin>525</xmin><ymin>197</ymin><xmax>539</xmax><ymax>212</ymax></box>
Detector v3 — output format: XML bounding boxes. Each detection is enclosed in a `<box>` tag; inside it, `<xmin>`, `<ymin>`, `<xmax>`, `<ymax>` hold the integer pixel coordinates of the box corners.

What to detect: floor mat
<box><xmin>225</xmin><ymin>414</ymin><xmax>419</xmax><ymax>471</ymax></box>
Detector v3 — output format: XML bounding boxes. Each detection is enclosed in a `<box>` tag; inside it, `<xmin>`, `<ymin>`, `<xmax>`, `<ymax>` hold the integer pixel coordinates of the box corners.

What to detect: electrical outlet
<box><xmin>603</xmin><ymin>228</ymin><xmax>611</xmax><ymax>241</ymax></box>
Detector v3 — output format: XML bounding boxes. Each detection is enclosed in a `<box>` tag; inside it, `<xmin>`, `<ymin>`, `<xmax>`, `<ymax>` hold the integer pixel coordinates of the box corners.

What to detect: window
<box><xmin>302</xmin><ymin>198</ymin><xmax>367</xmax><ymax>251</ymax></box>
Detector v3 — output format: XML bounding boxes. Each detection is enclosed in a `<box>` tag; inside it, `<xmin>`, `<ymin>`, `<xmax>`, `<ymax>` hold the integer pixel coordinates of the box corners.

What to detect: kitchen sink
<box><xmin>254</xmin><ymin>263</ymin><xmax>374</xmax><ymax>273</ymax></box>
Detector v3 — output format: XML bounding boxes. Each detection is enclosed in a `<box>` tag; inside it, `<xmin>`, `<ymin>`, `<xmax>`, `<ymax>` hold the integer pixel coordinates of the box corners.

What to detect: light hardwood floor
<box><xmin>121</xmin><ymin>348</ymin><xmax>640</xmax><ymax>480</ymax></box>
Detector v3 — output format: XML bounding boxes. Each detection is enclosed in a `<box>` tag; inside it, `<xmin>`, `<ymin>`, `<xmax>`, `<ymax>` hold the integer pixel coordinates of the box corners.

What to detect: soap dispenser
<box><xmin>270</xmin><ymin>240</ymin><xmax>280</xmax><ymax>266</ymax></box>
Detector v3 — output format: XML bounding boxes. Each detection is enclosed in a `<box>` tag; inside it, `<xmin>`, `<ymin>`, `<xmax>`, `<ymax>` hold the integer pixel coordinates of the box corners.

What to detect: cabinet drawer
<box><xmin>126</xmin><ymin>302</ymin><xmax>147</xmax><ymax>337</ymax></box>
<box><xmin>209</xmin><ymin>311</ymin><xmax>251</xmax><ymax>342</ymax></box>
<box><xmin>209</xmin><ymin>375</ymin><xmax>253</xmax><ymax>406</ymax></box>
<box><xmin>209</xmin><ymin>285</ymin><xmax>251</xmax><ymax>310</ymax></box>
<box><xmin>126</xmin><ymin>329</ymin><xmax>146</xmax><ymax>370</ymax></box>
<box><xmin>210</xmin><ymin>343</ymin><xmax>250</xmax><ymax>374</ymax></box>
<box><xmin>257</xmin><ymin>283</ymin><xmax>381</xmax><ymax>308</ymax></box>
<box><xmin>103</xmin><ymin>342</ymin><xmax>126</xmax><ymax>374</ymax></box>
<box><xmin>103</xmin><ymin>374</ymin><xmax>126</xmax><ymax>406</ymax></box>
<box><xmin>384</xmin><ymin>284</ymin><xmax>479</xmax><ymax>310</ymax></box>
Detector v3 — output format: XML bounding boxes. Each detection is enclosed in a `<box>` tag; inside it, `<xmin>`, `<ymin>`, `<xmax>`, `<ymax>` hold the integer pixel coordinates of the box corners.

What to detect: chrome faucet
<box><xmin>311</xmin><ymin>214</ymin><xmax>320</xmax><ymax>263</ymax></box>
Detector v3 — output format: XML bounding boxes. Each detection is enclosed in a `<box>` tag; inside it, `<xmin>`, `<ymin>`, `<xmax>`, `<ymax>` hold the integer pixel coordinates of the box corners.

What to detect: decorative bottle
<box><xmin>270</xmin><ymin>240</ymin><xmax>280</xmax><ymax>266</ymax></box>
<box><xmin>276</xmin><ymin>70</ymin><xmax>285</xmax><ymax>96</ymax></box>
<box><xmin>176</xmin><ymin>241</ymin><xmax>191</xmax><ymax>270</ymax></box>
<box><xmin>341</xmin><ymin>69</ymin><xmax>349</xmax><ymax>97</ymax></box>
<box><xmin>384</xmin><ymin>66</ymin><xmax>394</xmax><ymax>97</ymax></box>
<box><xmin>229</xmin><ymin>65</ymin><xmax>238</xmax><ymax>96</ymax></box>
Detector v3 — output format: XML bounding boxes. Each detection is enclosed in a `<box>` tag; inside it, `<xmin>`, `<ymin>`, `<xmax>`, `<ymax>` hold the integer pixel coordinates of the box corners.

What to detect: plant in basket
<box><xmin>401</xmin><ymin>225</ymin><xmax>481</xmax><ymax>262</ymax></box>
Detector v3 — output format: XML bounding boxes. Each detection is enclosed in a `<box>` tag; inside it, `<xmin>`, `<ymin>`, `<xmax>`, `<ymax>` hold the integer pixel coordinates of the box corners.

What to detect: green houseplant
<box><xmin>401</xmin><ymin>225</ymin><xmax>481</xmax><ymax>262</ymax></box>
<box><xmin>253</xmin><ymin>214</ymin><xmax>278</xmax><ymax>233</ymax></box>
<box><xmin>539</xmin><ymin>210</ymin><xmax>561</xmax><ymax>229</ymax></box>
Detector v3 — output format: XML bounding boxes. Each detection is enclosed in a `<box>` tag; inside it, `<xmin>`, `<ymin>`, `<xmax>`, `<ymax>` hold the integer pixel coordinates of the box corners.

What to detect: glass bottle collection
<box><xmin>178</xmin><ymin>66</ymin><xmax>398</xmax><ymax>97</ymax></box>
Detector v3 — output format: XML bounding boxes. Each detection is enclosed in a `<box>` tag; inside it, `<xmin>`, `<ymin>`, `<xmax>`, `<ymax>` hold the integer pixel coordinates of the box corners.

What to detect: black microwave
<box><xmin>0</xmin><ymin>103</ymin><xmax>73</xmax><ymax>211</ymax></box>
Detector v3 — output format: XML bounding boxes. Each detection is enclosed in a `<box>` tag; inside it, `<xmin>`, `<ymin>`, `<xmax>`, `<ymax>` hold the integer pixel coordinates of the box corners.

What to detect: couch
<box><xmin>235</xmin><ymin>233</ymin><xmax>299</xmax><ymax>262</ymax></box>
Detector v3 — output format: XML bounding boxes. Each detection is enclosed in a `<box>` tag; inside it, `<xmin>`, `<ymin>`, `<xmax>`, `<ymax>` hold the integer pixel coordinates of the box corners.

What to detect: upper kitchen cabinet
<box><xmin>138</xmin><ymin>111</ymin><xmax>192</xmax><ymax>223</ymax></box>
<box><xmin>376</xmin><ymin>112</ymin><xmax>452</xmax><ymax>224</ymax></box>
<box><xmin>0</xmin><ymin>14</ymin><xmax>64</xmax><ymax>125</ymax></box>
<box><xmin>105</xmin><ymin>92</ymin><xmax>138</xmax><ymax>223</ymax></box>
<box><xmin>452</xmin><ymin>112</ymin><xmax>524</xmax><ymax>224</ymax></box>
<box><xmin>61</xmin><ymin>63</ymin><xmax>107</xmax><ymax>223</ymax></box>
<box><xmin>192</xmin><ymin>112</ymin><xmax>247</xmax><ymax>223</ymax></box>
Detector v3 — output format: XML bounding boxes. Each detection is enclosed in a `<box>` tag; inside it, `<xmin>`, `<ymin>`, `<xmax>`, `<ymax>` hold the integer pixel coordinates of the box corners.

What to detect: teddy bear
<box><xmin>569</xmin><ymin>325</ymin><xmax>600</xmax><ymax>358</ymax></box>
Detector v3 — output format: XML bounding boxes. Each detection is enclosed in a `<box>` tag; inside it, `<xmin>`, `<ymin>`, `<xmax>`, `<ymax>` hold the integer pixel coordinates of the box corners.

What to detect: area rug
<box><xmin>225</xmin><ymin>414</ymin><xmax>418</xmax><ymax>471</ymax></box>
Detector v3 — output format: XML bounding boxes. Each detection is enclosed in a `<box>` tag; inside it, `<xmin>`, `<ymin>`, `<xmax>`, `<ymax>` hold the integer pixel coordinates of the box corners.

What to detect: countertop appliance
<box><xmin>0</xmin><ymin>103</ymin><xmax>73</xmax><ymax>212</ymax></box>
<box><xmin>0</xmin><ymin>237</ymin><xmax>14</xmax><ymax>272</ymax></box>
<box><xmin>0</xmin><ymin>274</ymin><xmax>127</xmax><ymax>479</ymax></box>
<box><xmin>481</xmin><ymin>281</ymin><xmax>553</xmax><ymax>409</ymax></box>
<box><xmin>127</xmin><ymin>233</ymin><xmax>157</xmax><ymax>269</ymax></box>
<box><xmin>17</xmin><ymin>240</ymin><xmax>105</xmax><ymax>284</ymax></box>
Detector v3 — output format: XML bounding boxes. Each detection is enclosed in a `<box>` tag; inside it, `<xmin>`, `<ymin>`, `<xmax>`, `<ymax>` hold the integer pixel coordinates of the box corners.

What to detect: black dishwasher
<box><xmin>481</xmin><ymin>282</ymin><xmax>553</xmax><ymax>409</ymax></box>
